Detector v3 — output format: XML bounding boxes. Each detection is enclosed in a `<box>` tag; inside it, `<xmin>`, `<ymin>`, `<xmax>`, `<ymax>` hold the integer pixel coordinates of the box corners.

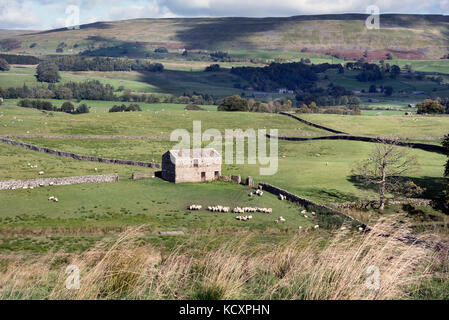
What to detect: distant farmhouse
<box><xmin>277</xmin><ymin>88</ymin><xmax>294</xmax><ymax>94</ymax></box>
<box><xmin>161</xmin><ymin>148</ymin><xmax>222</xmax><ymax>183</ymax></box>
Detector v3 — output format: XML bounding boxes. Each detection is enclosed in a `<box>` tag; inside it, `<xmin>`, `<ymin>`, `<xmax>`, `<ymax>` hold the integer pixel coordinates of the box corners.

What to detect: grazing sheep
<box><xmin>314</xmin><ymin>225</ymin><xmax>319</xmax><ymax>229</ymax></box>
<box><xmin>94</xmin><ymin>168</ymin><xmax>98</xmax><ymax>172</ymax></box>
<box><xmin>358</xmin><ymin>227</ymin><xmax>364</xmax><ymax>232</ymax></box>
<box><xmin>38</xmin><ymin>171</ymin><xmax>44</xmax><ymax>175</ymax></box>
<box><xmin>255</xmin><ymin>189</ymin><xmax>263</xmax><ymax>196</ymax></box>
<box><xmin>304</xmin><ymin>215</ymin><xmax>308</xmax><ymax>218</ymax></box>
<box><xmin>301</xmin><ymin>210</ymin><xmax>306</xmax><ymax>214</ymax></box>
<box><xmin>48</xmin><ymin>196</ymin><xmax>55</xmax><ymax>201</ymax></box>
<box><xmin>188</xmin><ymin>204</ymin><xmax>202</xmax><ymax>210</ymax></box>
<box><xmin>311</xmin><ymin>212</ymin><xmax>316</xmax><ymax>215</ymax></box>
<box><xmin>279</xmin><ymin>216</ymin><xmax>286</xmax><ymax>222</ymax></box>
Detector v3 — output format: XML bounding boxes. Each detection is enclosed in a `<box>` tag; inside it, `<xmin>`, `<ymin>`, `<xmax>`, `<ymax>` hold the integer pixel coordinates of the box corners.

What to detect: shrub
<box><xmin>417</xmin><ymin>99</ymin><xmax>446</xmax><ymax>114</ymax></box>
<box><xmin>218</xmin><ymin>95</ymin><xmax>248</xmax><ymax>112</ymax></box>
<box><xmin>19</xmin><ymin>99</ymin><xmax>55</xmax><ymax>111</ymax></box>
<box><xmin>0</xmin><ymin>58</ymin><xmax>10</xmax><ymax>71</ymax></box>
<box><xmin>109</xmin><ymin>104</ymin><xmax>141</xmax><ymax>112</ymax></box>
<box><xmin>75</xmin><ymin>103</ymin><xmax>90</xmax><ymax>114</ymax></box>
<box><xmin>36</xmin><ymin>61</ymin><xmax>61</xmax><ymax>83</ymax></box>
<box><xmin>154</xmin><ymin>47</ymin><xmax>168</xmax><ymax>53</ymax></box>
<box><xmin>126</xmin><ymin>104</ymin><xmax>141</xmax><ymax>112</ymax></box>
<box><xmin>60</xmin><ymin>101</ymin><xmax>75</xmax><ymax>113</ymax></box>
<box><xmin>184</xmin><ymin>104</ymin><xmax>205</xmax><ymax>111</ymax></box>
<box><xmin>204</xmin><ymin>64</ymin><xmax>220</xmax><ymax>72</ymax></box>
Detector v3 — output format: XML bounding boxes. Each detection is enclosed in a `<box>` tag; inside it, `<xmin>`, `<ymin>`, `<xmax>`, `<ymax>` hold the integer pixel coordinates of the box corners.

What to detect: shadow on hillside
<box><xmin>173</xmin><ymin>14</ymin><xmax>449</xmax><ymax>50</ymax></box>
<box><xmin>35</xmin><ymin>22</ymin><xmax>113</xmax><ymax>35</ymax></box>
<box><xmin>348</xmin><ymin>175</ymin><xmax>447</xmax><ymax>200</ymax></box>
<box><xmin>301</xmin><ymin>188</ymin><xmax>359</xmax><ymax>203</ymax></box>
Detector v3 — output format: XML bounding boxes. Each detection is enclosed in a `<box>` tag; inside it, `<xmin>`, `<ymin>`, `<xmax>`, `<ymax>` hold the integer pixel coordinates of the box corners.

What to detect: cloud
<box><xmin>104</xmin><ymin>1</ymin><xmax>176</xmax><ymax>21</ymax></box>
<box><xmin>1</xmin><ymin>0</ymin><xmax>448</xmax><ymax>30</ymax></box>
<box><xmin>158</xmin><ymin>0</ymin><xmax>445</xmax><ymax>16</ymax></box>
<box><xmin>0</xmin><ymin>0</ymin><xmax>40</xmax><ymax>28</ymax></box>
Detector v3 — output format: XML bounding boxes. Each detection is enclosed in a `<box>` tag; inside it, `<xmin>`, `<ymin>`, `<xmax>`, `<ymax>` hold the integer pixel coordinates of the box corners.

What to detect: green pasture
<box><xmin>0</xmin><ymin>104</ymin><xmax>324</xmax><ymax>136</ymax></box>
<box><xmin>301</xmin><ymin>113</ymin><xmax>449</xmax><ymax>138</ymax></box>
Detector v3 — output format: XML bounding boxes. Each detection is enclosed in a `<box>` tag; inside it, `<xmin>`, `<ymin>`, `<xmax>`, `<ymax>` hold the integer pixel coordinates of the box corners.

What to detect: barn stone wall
<box><xmin>132</xmin><ymin>172</ymin><xmax>155</xmax><ymax>180</ymax></box>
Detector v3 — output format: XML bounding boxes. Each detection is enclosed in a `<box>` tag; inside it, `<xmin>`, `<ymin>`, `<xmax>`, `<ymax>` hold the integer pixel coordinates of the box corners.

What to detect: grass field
<box><xmin>300</xmin><ymin>113</ymin><xmax>449</xmax><ymax>138</ymax></box>
<box><xmin>0</xmin><ymin>103</ymin><xmax>324</xmax><ymax>136</ymax></box>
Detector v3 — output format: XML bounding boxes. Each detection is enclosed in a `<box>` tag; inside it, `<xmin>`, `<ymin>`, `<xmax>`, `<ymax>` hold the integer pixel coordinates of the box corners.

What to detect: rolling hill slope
<box><xmin>1</xmin><ymin>14</ymin><xmax>448</xmax><ymax>59</ymax></box>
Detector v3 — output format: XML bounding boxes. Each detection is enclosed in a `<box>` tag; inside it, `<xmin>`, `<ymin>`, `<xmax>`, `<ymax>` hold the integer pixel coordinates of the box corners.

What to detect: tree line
<box><xmin>230</xmin><ymin>62</ymin><xmax>342</xmax><ymax>92</ymax></box>
<box><xmin>0</xmin><ymin>82</ymin><xmax>217</xmax><ymax>105</ymax></box>
<box><xmin>0</xmin><ymin>54</ymin><xmax>40</xmax><ymax>65</ymax></box>
<box><xmin>49</xmin><ymin>56</ymin><xmax>164</xmax><ymax>72</ymax></box>
<box><xmin>18</xmin><ymin>99</ymin><xmax>89</xmax><ymax>114</ymax></box>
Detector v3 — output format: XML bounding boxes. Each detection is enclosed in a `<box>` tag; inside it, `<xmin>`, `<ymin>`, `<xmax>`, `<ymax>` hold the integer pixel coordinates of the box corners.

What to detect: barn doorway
<box><xmin>201</xmin><ymin>172</ymin><xmax>206</xmax><ymax>182</ymax></box>
<box><xmin>214</xmin><ymin>171</ymin><xmax>219</xmax><ymax>180</ymax></box>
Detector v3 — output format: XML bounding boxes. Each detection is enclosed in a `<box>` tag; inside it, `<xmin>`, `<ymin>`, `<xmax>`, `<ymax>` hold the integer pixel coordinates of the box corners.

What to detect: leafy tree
<box><xmin>36</xmin><ymin>61</ymin><xmax>61</xmax><ymax>83</ymax></box>
<box><xmin>75</xmin><ymin>103</ymin><xmax>90</xmax><ymax>114</ymax></box>
<box><xmin>154</xmin><ymin>47</ymin><xmax>168</xmax><ymax>53</ymax></box>
<box><xmin>384</xmin><ymin>86</ymin><xmax>394</xmax><ymax>96</ymax></box>
<box><xmin>390</xmin><ymin>65</ymin><xmax>401</xmax><ymax>79</ymax></box>
<box><xmin>60</xmin><ymin>101</ymin><xmax>75</xmax><ymax>113</ymax></box>
<box><xmin>417</xmin><ymin>99</ymin><xmax>445</xmax><ymax>114</ymax></box>
<box><xmin>0</xmin><ymin>58</ymin><xmax>10</xmax><ymax>71</ymax></box>
<box><xmin>205</xmin><ymin>64</ymin><xmax>220</xmax><ymax>72</ymax></box>
<box><xmin>218</xmin><ymin>95</ymin><xmax>248</xmax><ymax>112</ymax></box>
<box><xmin>184</xmin><ymin>104</ymin><xmax>205</xmax><ymax>111</ymax></box>
<box><xmin>352</xmin><ymin>141</ymin><xmax>420</xmax><ymax>210</ymax></box>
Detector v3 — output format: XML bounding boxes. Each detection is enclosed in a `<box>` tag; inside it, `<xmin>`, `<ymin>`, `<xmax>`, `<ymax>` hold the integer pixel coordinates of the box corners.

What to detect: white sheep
<box><xmin>301</xmin><ymin>209</ymin><xmax>306</xmax><ymax>214</ymax></box>
<box><xmin>304</xmin><ymin>215</ymin><xmax>308</xmax><ymax>218</ymax></box>
<box><xmin>314</xmin><ymin>225</ymin><xmax>319</xmax><ymax>229</ymax></box>
<box><xmin>38</xmin><ymin>171</ymin><xmax>44</xmax><ymax>175</ymax></box>
<box><xmin>279</xmin><ymin>216</ymin><xmax>286</xmax><ymax>222</ymax></box>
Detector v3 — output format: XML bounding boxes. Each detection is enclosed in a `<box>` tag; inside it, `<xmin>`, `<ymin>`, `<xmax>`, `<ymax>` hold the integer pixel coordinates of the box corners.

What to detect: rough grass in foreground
<box><xmin>0</xmin><ymin>223</ymin><xmax>445</xmax><ymax>300</ymax></box>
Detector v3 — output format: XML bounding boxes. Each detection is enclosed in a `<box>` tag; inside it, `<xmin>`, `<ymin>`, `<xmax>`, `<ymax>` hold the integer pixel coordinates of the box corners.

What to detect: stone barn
<box><xmin>161</xmin><ymin>148</ymin><xmax>222</xmax><ymax>183</ymax></box>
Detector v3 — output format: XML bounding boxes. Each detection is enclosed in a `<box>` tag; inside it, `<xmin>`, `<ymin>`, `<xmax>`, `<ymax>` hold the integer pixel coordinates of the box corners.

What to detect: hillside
<box><xmin>1</xmin><ymin>14</ymin><xmax>449</xmax><ymax>59</ymax></box>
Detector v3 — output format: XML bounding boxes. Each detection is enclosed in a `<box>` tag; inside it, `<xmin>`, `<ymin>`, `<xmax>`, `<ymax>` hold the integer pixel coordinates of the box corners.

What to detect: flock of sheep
<box><xmin>233</xmin><ymin>207</ymin><xmax>272</xmax><ymax>214</ymax></box>
<box><xmin>186</xmin><ymin>188</ymin><xmax>323</xmax><ymax>230</ymax></box>
<box><xmin>188</xmin><ymin>205</ymin><xmax>272</xmax><ymax>215</ymax></box>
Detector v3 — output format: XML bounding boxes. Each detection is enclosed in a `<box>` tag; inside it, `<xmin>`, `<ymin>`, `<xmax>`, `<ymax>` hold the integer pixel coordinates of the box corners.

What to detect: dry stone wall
<box><xmin>258</xmin><ymin>182</ymin><xmax>366</xmax><ymax>228</ymax></box>
<box><xmin>0</xmin><ymin>174</ymin><xmax>119</xmax><ymax>190</ymax></box>
<box><xmin>0</xmin><ymin>137</ymin><xmax>161</xmax><ymax>168</ymax></box>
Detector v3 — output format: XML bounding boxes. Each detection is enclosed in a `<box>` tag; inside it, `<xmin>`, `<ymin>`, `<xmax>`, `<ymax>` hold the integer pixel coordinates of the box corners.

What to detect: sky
<box><xmin>0</xmin><ymin>0</ymin><xmax>448</xmax><ymax>30</ymax></box>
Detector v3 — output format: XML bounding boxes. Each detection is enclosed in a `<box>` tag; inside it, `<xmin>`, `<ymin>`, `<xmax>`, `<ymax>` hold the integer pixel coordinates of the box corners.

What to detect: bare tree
<box><xmin>352</xmin><ymin>140</ymin><xmax>420</xmax><ymax>210</ymax></box>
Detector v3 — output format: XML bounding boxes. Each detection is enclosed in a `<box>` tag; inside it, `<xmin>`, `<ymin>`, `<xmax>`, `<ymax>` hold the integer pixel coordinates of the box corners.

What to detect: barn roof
<box><xmin>166</xmin><ymin>148</ymin><xmax>221</xmax><ymax>160</ymax></box>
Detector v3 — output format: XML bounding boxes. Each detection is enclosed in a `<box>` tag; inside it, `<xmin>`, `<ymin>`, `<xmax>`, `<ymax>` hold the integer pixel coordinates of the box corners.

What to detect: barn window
<box><xmin>193</xmin><ymin>159</ymin><xmax>199</xmax><ymax>168</ymax></box>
